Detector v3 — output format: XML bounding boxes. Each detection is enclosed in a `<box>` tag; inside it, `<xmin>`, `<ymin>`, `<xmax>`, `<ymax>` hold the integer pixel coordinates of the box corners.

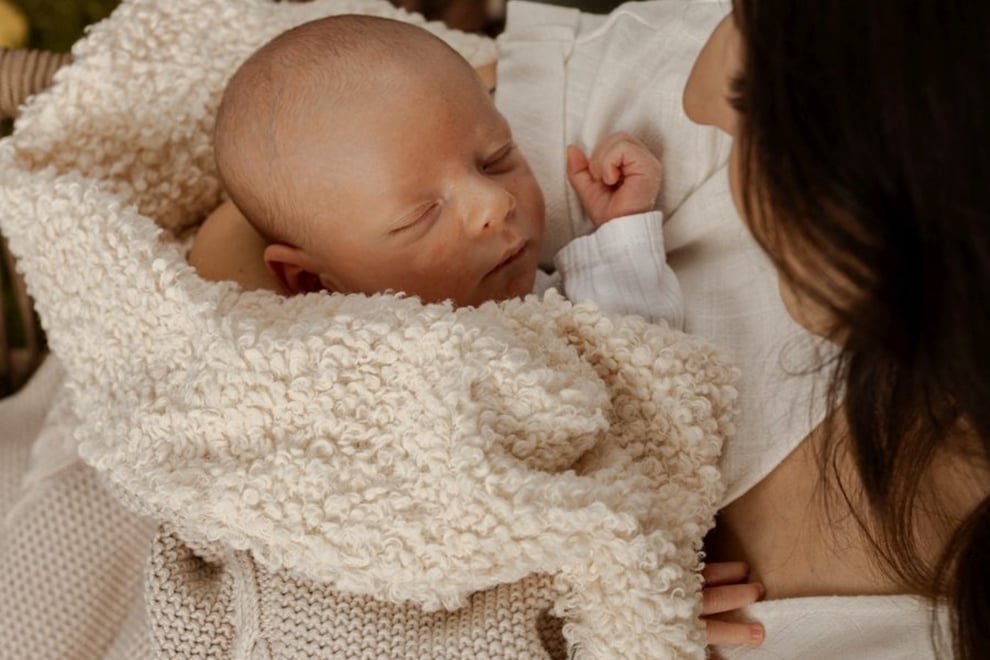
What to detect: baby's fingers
<box><xmin>597</xmin><ymin>137</ymin><xmax>658</xmax><ymax>183</ymax></box>
<box><xmin>590</xmin><ymin>140</ymin><xmax>629</xmax><ymax>185</ymax></box>
<box><xmin>566</xmin><ymin>144</ymin><xmax>591</xmax><ymax>182</ymax></box>
<box><xmin>567</xmin><ymin>145</ymin><xmax>609</xmax><ymax>224</ymax></box>
<box><xmin>569</xmin><ymin>136</ymin><xmax>607</xmax><ymax>184</ymax></box>
<box><xmin>566</xmin><ymin>145</ymin><xmax>596</xmax><ymax>197</ymax></box>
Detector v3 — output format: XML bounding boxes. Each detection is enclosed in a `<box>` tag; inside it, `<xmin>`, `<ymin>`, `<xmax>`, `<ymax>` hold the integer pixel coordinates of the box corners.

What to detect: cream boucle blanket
<box><xmin>0</xmin><ymin>0</ymin><xmax>736</xmax><ymax>657</ymax></box>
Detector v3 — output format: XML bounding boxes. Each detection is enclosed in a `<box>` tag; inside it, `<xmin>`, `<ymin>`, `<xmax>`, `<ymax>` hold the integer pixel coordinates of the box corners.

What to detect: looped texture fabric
<box><xmin>0</xmin><ymin>1</ymin><xmax>736</xmax><ymax>657</ymax></box>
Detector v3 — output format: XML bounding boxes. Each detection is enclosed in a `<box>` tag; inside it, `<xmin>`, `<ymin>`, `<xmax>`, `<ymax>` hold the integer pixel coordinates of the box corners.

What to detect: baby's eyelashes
<box><xmin>482</xmin><ymin>143</ymin><xmax>517</xmax><ymax>174</ymax></box>
<box><xmin>389</xmin><ymin>201</ymin><xmax>441</xmax><ymax>235</ymax></box>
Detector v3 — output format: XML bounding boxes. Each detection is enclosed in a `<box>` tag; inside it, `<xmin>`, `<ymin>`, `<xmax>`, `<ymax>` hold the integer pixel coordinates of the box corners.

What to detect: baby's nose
<box><xmin>469</xmin><ymin>180</ymin><xmax>517</xmax><ymax>233</ymax></box>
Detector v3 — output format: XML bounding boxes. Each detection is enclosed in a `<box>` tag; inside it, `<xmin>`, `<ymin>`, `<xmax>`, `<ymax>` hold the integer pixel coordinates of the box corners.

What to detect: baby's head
<box><xmin>214</xmin><ymin>15</ymin><xmax>545</xmax><ymax>306</ymax></box>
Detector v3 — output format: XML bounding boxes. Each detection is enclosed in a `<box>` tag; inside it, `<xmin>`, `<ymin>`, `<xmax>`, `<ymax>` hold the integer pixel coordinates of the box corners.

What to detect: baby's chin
<box><xmin>449</xmin><ymin>273</ymin><xmax>534</xmax><ymax>308</ymax></box>
<box><xmin>516</xmin><ymin>265</ymin><xmax>540</xmax><ymax>297</ymax></box>
<box><xmin>493</xmin><ymin>263</ymin><xmax>539</xmax><ymax>303</ymax></box>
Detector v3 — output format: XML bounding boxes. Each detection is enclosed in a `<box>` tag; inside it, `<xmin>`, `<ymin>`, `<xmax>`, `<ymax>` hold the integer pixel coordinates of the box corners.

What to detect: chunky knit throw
<box><xmin>0</xmin><ymin>0</ymin><xmax>736</xmax><ymax>657</ymax></box>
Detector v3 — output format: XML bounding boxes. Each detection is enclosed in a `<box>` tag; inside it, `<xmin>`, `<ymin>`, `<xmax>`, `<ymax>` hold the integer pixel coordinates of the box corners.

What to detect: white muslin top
<box><xmin>495</xmin><ymin>1</ymin><xmax>948</xmax><ymax>657</ymax></box>
<box><xmin>497</xmin><ymin>0</ymin><xmax>829</xmax><ymax>506</ymax></box>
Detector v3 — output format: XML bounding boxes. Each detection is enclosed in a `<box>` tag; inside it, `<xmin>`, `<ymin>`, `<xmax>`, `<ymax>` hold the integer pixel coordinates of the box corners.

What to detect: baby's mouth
<box><xmin>487</xmin><ymin>241</ymin><xmax>528</xmax><ymax>277</ymax></box>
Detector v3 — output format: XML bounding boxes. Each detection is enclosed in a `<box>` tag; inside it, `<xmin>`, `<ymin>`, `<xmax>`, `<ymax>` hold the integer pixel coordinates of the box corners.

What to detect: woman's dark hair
<box><xmin>729</xmin><ymin>2</ymin><xmax>989</xmax><ymax>658</ymax></box>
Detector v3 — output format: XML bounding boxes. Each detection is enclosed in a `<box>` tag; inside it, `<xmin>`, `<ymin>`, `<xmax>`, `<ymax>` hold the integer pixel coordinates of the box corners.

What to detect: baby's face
<box><xmin>285</xmin><ymin>65</ymin><xmax>545</xmax><ymax>307</ymax></box>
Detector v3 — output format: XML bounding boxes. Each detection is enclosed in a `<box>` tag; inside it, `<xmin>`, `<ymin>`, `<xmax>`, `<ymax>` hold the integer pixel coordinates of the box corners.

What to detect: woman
<box><xmin>684</xmin><ymin>3</ymin><xmax>989</xmax><ymax>659</ymax></box>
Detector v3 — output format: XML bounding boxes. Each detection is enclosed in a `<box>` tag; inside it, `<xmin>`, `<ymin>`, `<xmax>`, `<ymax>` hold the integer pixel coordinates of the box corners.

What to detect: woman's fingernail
<box><xmin>750</xmin><ymin>624</ymin><xmax>765</xmax><ymax>645</ymax></box>
<box><xmin>757</xmin><ymin>583</ymin><xmax>766</xmax><ymax>600</ymax></box>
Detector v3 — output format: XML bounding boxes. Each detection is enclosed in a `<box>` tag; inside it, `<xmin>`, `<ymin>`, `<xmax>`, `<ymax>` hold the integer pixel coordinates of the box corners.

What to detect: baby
<box><xmin>192</xmin><ymin>15</ymin><xmax>762</xmax><ymax>646</ymax></box>
<box><xmin>198</xmin><ymin>13</ymin><xmax>682</xmax><ymax>327</ymax></box>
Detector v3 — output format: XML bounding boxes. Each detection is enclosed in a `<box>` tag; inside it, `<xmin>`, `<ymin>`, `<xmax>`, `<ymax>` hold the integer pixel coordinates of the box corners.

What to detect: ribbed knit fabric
<box><xmin>0</xmin><ymin>357</ymin><xmax>155</xmax><ymax>660</ymax></box>
<box><xmin>147</xmin><ymin>528</ymin><xmax>567</xmax><ymax>659</ymax></box>
<box><xmin>0</xmin><ymin>1</ymin><xmax>736</xmax><ymax>658</ymax></box>
<box><xmin>0</xmin><ymin>459</ymin><xmax>154</xmax><ymax>659</ymax></box>
<box><xmin>0</xmin><ymin>356</ymin><xmax>60</xmax><ymax>521</ymax></box>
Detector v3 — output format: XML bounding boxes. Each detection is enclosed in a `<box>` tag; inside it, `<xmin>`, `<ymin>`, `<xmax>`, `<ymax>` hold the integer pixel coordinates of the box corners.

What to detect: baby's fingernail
<box><xmin>757</xmin><ymin>583</ymin><xmax>766</xmax><ymax>600</ymax></box>
<box><xmin>750</xmin><ymin>625</ymin><xmax>765</xmax><ymax>645</ymax></box>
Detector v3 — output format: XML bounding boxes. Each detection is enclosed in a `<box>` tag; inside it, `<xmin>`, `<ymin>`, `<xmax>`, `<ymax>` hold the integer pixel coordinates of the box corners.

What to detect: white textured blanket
<box><xmin>0</xmin><ymin>1</ymin><xmax>736</xmax><ymax>657</ymax></box>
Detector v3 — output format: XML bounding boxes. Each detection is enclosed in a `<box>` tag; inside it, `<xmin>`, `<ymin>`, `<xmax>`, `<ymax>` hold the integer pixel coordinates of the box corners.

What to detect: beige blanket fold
<box><xmin>0</xmin><ymin>0</ymin><xmax>736</xmax><ymax>658</ymax></box>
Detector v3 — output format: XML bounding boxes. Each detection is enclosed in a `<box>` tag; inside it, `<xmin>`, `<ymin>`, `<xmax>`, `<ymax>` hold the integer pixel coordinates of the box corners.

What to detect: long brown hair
<box><xmin>729</xmin><ymin>2</ymin><xmax>989</xmax><ymax>657</ymax></box>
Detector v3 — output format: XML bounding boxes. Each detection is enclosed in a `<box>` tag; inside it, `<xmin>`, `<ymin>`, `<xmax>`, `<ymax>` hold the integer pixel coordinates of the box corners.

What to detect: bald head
<box><xmin>213</xmin><ymin>15</ymin><xmax>478</xmax><ymax>246</ymax></box>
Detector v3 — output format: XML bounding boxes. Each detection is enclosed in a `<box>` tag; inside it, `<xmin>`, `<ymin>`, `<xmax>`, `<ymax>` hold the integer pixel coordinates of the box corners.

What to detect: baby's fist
<box><xmin>566</xmin><ymin>133</ymin><xmax>662</xmax><ymax>227</ymax></box>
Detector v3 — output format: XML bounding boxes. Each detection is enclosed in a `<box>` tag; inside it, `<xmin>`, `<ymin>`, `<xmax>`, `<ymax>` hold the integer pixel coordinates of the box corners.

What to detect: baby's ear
<box><xmin>264</xmin><ymin>243</ymin><xmax>325</xmax><ymax>295</ymax></box>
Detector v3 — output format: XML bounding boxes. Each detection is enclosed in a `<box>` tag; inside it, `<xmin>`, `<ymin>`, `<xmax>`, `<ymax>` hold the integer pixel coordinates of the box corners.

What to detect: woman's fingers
<box><xmin>705</xmin><ymin>619</ymin><xmax>766</xmax><ymax>647</ymax></box>
<box><xmin>702</xmin><ymin>581</ymin><xmax>766</xmax><ymax>615</ymax></box>
<box><xmin>702</xmin><ymin>561</ymin><xmax>750</xmax><ymax>586</ymax></box>
<box><xmin>701</xmin><ymin>563</ymin><xmax>766</xmax><ymax>648</ymax></box>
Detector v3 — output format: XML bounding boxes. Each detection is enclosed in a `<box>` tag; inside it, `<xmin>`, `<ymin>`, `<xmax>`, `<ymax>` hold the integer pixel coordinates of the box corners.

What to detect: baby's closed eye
<box><xmin>390</xmin><ymin>201</ymin><xmax>442</xmax><ymax>235</ymax></box>
<box><xmin>482</xmin><ymin>143</ymin><xmax>517</xmax><ymax>174</ymax></box>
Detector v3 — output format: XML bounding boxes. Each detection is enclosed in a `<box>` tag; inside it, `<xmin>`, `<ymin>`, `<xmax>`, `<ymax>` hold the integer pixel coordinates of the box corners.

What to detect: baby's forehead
<box><xmin>303</xmin><ymin>55</ymin><xmax>481</xmax><ymax>125</ymax></box>
<box><xmin>244</xmin><ymin>22</ymin><xmax>495</xmax><ymax>159</ymax></box>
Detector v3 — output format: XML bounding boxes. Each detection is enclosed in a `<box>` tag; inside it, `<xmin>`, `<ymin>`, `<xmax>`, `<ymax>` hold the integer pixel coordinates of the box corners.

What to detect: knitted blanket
<box><xmin>0</xmin><ymin>0</ymin><xmax>736</xmax><ymax>657</ymax></box>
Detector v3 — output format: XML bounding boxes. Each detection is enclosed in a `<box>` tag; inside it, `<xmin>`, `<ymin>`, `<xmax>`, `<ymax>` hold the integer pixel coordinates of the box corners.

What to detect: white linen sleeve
<box><xmin>551</xmin><ymin>211</ymin><xmax>684</xmax><ymax>328</ymax></box>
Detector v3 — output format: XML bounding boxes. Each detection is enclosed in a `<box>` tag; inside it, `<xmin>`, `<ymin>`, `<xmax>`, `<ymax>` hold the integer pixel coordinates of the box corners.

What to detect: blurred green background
<box><xmin>6</xmin><ymin>0</ymin><xmax>120</xmax><ymax>51</ymax></box>
<box><xmin>6</xmin><ymin>0</ymin><xmax>628</xmax><ymax>51</ymax></box>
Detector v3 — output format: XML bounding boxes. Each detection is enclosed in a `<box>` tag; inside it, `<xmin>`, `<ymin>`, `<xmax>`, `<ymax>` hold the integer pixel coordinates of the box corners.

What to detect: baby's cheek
<box><xmin>412</xmin><ymin>240</ymin><xmax>475</xmax><ymax>291</ymax></box>
<box><xmin>421</xmin><ymin>241</ymin><xmax>464</xmax><ymax>281</ymax></box>
<box><xmin>426</xmin><ymin>239</ymin><xmax>451</xmax><ymax>263</ymax></box>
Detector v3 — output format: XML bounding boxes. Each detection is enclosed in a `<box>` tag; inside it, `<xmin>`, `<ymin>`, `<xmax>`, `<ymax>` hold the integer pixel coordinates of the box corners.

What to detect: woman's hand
<box><xmin>566</xmin><ymin>132</ymin><xmax>663</xmax><ymax>227</ymax></box>
<box><xmin>702</xmin><ymin>561</ymin><xmax>766</xmax><ymax>647</ymax></box>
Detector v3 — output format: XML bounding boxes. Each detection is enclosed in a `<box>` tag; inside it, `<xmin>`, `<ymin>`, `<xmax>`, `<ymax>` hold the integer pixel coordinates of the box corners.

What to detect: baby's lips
<box><xmin>488</xmin><ymin>240</ymin><xmax>527</xmax><ymax>276</ymax></box>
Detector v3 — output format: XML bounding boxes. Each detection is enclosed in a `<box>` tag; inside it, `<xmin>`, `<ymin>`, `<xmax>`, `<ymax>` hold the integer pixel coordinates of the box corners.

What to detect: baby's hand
<box><xmin>566</xmin><ymin>132</ymin><xmax>662</xmax><ymax>227</ymax></box>
<box><xmin>701</xmin><ymin>561</ymin><xmax>766</xmax><ymax>648</ymax></box>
